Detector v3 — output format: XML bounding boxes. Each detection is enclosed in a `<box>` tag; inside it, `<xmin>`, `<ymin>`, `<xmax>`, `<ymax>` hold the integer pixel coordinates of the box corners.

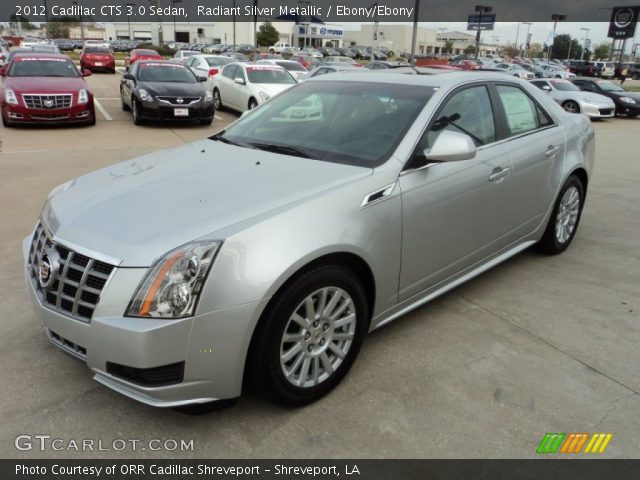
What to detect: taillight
<box><xmin>208</xmin><ymin>68</ymin><xmax>219</xmax><ymax>76</ymax></box>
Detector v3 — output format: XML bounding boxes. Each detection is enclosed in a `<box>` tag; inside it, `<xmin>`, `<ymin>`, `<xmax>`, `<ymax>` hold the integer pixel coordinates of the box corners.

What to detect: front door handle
<box><xmin>545</xmin><ymin>145</ymin><xmax>561</xmax><ymax>157</ymax></box>
<box><xmin>489</xmin><ymin>167</ymin><xmax>511</xmax><ymax>182</ymax></box>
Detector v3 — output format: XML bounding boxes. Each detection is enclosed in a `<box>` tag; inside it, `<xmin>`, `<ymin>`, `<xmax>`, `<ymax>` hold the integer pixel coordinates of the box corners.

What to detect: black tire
<box><xmin>132</xmin><ymin>98</ymin><xmax>143</xmax><ymax>125</ymax></box>
<box><xmin>248</xmin><ymin>98</ymin><xmax>258</xmax><ymax>110</ymax></box>
<box><xmin>248</xmin><ymin>265</ymin><xmax>370</xmax><ymax>406</ymax></box>
<box><xmin>200</xmin><ymin>117</ymin><xmax>213</xmax><ymax>126</ymax></box>
<box><xmin>537</xmin><ymin>175</ymin><xmax>585</xmax><ymax>255</ymax></box>
<box><xmin>86</xmin><ymin>113</ymin><xmax>96</xmax><ymax>126</ymax></box>
<box><xmin>562</xmin><ymin>100</ymin><xmax>580</xmax><ymax>114</ymax></box>
<box><xmin>2</xmin><ymin>115</ymin><xmax>12</xmax><ymax>128</ymax></box>
<box><xmin>121</xmin><ymin>88</ymin><xmax>131</xmax><ymax>111</ymax></box>
<box><xmin>213</xmin><ymin>88</ymin><xmax>223</xmax><ymax>111</ymax></box>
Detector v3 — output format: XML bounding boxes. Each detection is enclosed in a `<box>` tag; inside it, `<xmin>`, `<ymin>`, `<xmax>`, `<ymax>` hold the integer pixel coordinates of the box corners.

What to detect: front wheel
<box><xmin>131</xmin><ymin>98</ymin><xmax>143</xmax><ymax>125</ymax></box>
<box><xmin>248</xmin><ymin>98</ymin><xmax>258</xmax><ymax>110</ymax></box>
<box><xmin>213</xmin><ymin>89</ymin><xmax>223</xmax><ymax>111</ymax></box>
<box><xmin>249</xmin><ymin>265</ymin><xmax>369</xmax><ymax>406</ymax></box>
<box><xmin>562</xmin><ymin>100</ymin><xmax>580</xmax><ymax>114</ymax></box>
<box><xmin>537</xmin><ymin>175</ymin><xmax>585</xmax><ymax>254</ymax></box>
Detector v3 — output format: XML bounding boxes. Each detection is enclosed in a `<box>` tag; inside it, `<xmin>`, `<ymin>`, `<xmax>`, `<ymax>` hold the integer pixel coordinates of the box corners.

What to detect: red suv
<box><xmin>1</xmin><ymin>54</ymin><xmax>95</xmax><ymax>127</ymax></box>
<box><xmin>80</xmin><ymin>45</ymin><xmax>115</xmax><ymax>73</ymax></box>
<box><xmin>125</xmin><ymin>49</ymin><xmax>163</xmax><ymax>71</ymax></box>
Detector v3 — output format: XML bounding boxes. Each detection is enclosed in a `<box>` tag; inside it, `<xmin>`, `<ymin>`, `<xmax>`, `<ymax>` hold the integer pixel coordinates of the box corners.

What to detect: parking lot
<box><xmin>0</xmin><ymin>70</ymin><xmax>638</xmax><ymax>459</ymax></box>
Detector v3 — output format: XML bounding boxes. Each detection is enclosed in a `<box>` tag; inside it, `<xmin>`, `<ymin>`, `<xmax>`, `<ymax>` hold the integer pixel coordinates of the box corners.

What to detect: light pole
<box><xmin>72</xmin><ymin>1</ymin><xmax>85</xmax><ymax>43</ymax></box>
<box><xmin>409</xmin><ymin>0</ymin><xmax>420</xmax><ymax>65</ymax></box>
<box><xmin>548</xmin><ymin>13</ymin><xmax>566</xmax><ymax>60</ymax></box>
<box><xmin>580</xmin><ymin>27</ymin><xmax>590</xmax><ymax>60</ymax></box>
<box><xmin>514</xmin><ymin>22</ymin><xmax>520</xmax><ymax>55</ymax></box>
<box><xmin>369</xmin><ymin>2</ymin><xmax>378</xmax><ymax>61</ymax></box>
<box><xmin>171</xmin><ymin>0</ymin><xmax>182</xmax><ymax>42</ymax></box>
<box><xmin>474</xmin><ymin>5</ymin><xmax>492</xmax><ymax>60</ymax></box>
<box><xmin>521</xmin><ymin>22</ymin><xmax>532</xmax><ymax>57</ymax></box>
<box><xmin>126</xmin><ymin>3</ymin><xmax>135</xmax><ymax>40</ymax></box>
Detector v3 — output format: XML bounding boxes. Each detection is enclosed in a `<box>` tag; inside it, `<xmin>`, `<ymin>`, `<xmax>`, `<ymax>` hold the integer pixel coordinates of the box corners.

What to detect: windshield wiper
<box><xmin>248</xmin><ymin>142</ymin><xmax>320</xmax><ymax>159</ymax></box>
<box><xmin>432</xmin><ymin>113</ymin><xmax>485</xmax><ymax>146</ymax></box>
<box><xmin>209</xmin><ymin>132</ymin><xmax>254</xmax><ymax>149</ymax></box>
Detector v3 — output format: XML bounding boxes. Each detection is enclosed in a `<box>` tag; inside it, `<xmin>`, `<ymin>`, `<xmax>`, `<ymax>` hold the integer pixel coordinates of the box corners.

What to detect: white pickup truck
<box><xmin>269</xmin><ymin>42</ymin><xmax>291</xmax><ymax>54</ymax></box>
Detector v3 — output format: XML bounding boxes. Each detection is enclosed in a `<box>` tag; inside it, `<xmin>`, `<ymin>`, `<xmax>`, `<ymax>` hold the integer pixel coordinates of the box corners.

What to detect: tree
<box><xmin>593</xmin><ymin>42</ymin><xmax>610</xmax><ymax>60</ymax></box>
<box><xmin>503</xmin><ymin>45</ymin><xmax>519</xmax><ymax>58</ymax></box>
<box><xmin>10</xmin><ymin>14</ymin><xmax>37</xmax><ymax>31</ymax></box>
<box><xmin>256</xmin><ymin>21</ymin><xmax>279</xmax><ymax>47</ymax></box>
<box><xmin>443</xmin><ymin>40</ymin><xmax>453</xmax><ymax>54</ymax></box>
<box><xmin>46</xmin><ymin>18</ymin><xmax>80</xmax><ymax>39</ymax></box>
<box><xmin>325</xmin><ymin>41</ymin><xmax>334</xmax><ymax>48</ymax></box>
<box><xmin>464</xmin><ymin>44</ymin><xmax>476</xmax><ymax>55</ymax></box>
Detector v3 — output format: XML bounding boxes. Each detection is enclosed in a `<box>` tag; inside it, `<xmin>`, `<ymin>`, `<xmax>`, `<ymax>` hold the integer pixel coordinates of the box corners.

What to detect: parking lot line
<box><xmin>94</xmin><ymin>98</ymin><xmax>113</xmax><ymax>121</ymax></box>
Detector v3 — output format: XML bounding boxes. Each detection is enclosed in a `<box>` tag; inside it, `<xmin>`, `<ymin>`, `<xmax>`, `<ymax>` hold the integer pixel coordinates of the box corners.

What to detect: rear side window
<box><xmin>496</xmin><ymin>85</ymin><xmax>553</xmax><ymax>137</ymax></box>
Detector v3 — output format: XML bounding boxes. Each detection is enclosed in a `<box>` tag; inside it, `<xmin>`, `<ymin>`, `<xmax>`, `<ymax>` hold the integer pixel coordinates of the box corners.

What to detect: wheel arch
<box><xmin>569</xmin><ymin>166</ymin><xmax>589</xmax><ymax>196</ymax></box>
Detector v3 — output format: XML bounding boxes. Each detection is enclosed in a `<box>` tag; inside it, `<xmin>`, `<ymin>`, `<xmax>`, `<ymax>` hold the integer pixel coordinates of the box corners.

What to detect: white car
<box><xmin>84</xmin><ymin>40</ymin><xmax>111</xmax><ymax>49</ymax></box>
<box><xmin>541</xmin><ymin>64</ymin><xmax>575</xmax><ymax>79</ymax></box>
<box><xmin>530</xmin><ymin>78</ymin><xmax>615</xmax><ymax>118</ymax></box>
<box><xmin>593</xmin><ymin>61</ymin><xmax>615</xmax><ymax>79</ymax></box>
<box><xmin>20</xmin><ymin>37</ymin><xmax>47</xmax><ymax>48</ymax></box>
<box><xmin>269</xmin><ymin>42</ymin><xmax>291</xmax><ymax>54</ymax></box>
<box><xmin>185</xmin><ymin>54</ymin><xmax>234</xmax><ymax>91</ymax></box>
<box><xmin>494</xmin><ymin>63</ymin><xmax>535</xmax><ymax>80</ymax></box>
<box><xmin>256</xmin><ymin>59</ymin><xmax>308</xmax><ymax>81</ymax></box>
<box><xmin>173</xmin><ymin>50</ymin><xmax>199</xmax><ymax>64</ymax></box>
<box><xmin>212</xmin><ymin>62</ymin><xmax>297</xmax><ymax>112</ymax></box>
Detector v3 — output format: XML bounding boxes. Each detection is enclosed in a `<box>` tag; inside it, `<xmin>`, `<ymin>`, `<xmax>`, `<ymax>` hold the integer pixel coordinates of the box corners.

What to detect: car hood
<box><xmin>45</xmin><ymin>140</ymin><xmax>371</xmax><ymax>266</ymax></box>
<box><xmin>575</xmin><ymin>91</ymin><xmax>615</xmax><ymax>104</ymax></box>
<box><xmin>139</xmin><ymin>81</ymin><xmax>205</xmax><ymax>97</ymax></box>
<box><xmin>6</xmin><ymin>76</ymin><xmax>85</xmax><ymax>93</ymax></box>
<box><xmin>609</xmin><ymin>90</ymin><xmax>640</xmax><ymax>101</ymax></box>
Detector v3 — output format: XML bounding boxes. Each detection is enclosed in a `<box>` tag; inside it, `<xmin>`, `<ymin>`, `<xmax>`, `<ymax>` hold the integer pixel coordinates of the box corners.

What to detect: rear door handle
<box><xmin>545</xmin><ymin>145</ymin><xmax>561</xmax><ymax>157</ymax></box>
<box><xmin>488</xmin><ymin>167</ymin><xmax>511</xmax><ymax>182</ymax></box>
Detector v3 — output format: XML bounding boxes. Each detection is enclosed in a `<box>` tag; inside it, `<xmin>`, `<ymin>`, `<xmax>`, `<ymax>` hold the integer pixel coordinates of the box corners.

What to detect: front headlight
<box><xmin>125</xmin><ymin>240</ymin><xmax>221</xmax><ymax>319</ymax></box>
<box><xmin>205</xmin><ymin>90</ymin><xmax>213</xmax><ymax>102</ymax></box>
<box><xmin>620</xmin><ymin>97</ymin><xmax>636</xmax><ymax>104</ymax></box>
<box><xmin>138</xmin><ymin>89</ymin><xmax>153</xmax><ymax>102</ymax></box>
<box><xmin>258</xmin><ymin>91</ymin><xmax>270</xmax><ymax>102</ymax></box>
<box><xmin>78</xmin><ymin>89</ymin><xmax>89</xmax><ymax>105</ymax></box>
<box><xmin>5</xmin><ymin>89</ymin><xmax>18</xmax><ymax>105</ymax></box>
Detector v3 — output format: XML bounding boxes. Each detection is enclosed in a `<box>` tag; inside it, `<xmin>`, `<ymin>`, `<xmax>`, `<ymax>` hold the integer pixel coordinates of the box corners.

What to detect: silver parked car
<box><xmin>530</xmin><ymin>78</ymin><xmax>615</xmax><ymax>118</ymax></box>
<box><xmin>24</xmin><ymin>72</ymin><xmax>595</xmax><ymax>407</ymax></box>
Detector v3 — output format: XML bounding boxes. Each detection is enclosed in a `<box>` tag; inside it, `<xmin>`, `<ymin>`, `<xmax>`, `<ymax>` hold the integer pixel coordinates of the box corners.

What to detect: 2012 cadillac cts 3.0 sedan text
<box><xmin>24</xmin><ymin>72</ymin><xmax>595</xmax><ymax>408</ymax></box>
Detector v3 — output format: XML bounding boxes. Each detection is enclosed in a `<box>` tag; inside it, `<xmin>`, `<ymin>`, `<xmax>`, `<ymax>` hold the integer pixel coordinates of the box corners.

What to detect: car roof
<box><xmin>308</xmin><ymin>70</ymin><xmax>525</xmax><ymax>87</ymax></box>
<box><xmin>10</xmin><ymin>53</ymin><xmax>71</xmax><ymax>60</ymax></box>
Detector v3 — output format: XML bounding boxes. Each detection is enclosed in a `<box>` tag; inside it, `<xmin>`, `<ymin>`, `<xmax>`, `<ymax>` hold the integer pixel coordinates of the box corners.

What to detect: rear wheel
<box><xmin>248</xmin><ymin>98</ymin><xmax>258</xmax><ymax>110</ymax></box>
<box><xmin>213</xmin><ymin>89</ymin><xmax>223</xmax><ymax>111</ymax></box>
<box><xmin>537</xmin><ymin>175</ymin><xmax>585</xmax><ymax>254</ymax></box>
<box><xmin>248</xmin><ymin>265</ymin><xmax>369</xmax><ymax>406</ymax></box>
<box><xmin>562</xmin><ymin>100</ymin><xmax>580</xmax><ymax>114</ymax></box>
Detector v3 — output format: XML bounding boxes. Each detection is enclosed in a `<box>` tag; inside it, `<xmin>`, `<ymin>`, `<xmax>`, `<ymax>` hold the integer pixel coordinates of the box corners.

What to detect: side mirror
<box><xmin>424</xmin><ymin>130</ymin><xmax>477</xmax><ymax>162</ymax></box>
<box><xmin>234</xmin><ymin>77</ymin><xmax>246</xmax><ymax>85</ymax></box>
<box><xmin>82</xmin><ymin>69</ymin><xmax>92</xmax><ymax>77</ymax></box>
<box><xmin>123</xmin><ymin>73</ymin><xmax>135</xmax><ymax>81</ymax></box>
<box><xmin>198</xmin><ymin>75</ymin><xmax>208</xmax><ymax>82</ymax></box>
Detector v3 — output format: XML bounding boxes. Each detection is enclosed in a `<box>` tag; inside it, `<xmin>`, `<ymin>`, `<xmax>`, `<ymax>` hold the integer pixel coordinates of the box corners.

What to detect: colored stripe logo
<box><xmin>537</xmin><ymin>433</ymin><xmax>612</xmax><ymax>454</ymax></box>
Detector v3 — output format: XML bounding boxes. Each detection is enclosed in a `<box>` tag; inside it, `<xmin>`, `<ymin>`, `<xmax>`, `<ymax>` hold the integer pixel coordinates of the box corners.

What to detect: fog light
<box><xmin>8</xmin><ymin>112</ymin><xmax>23</xmax><ymax>119</ymax></box>
<box><xmin>76</xmin><ymin>111</ymin><xmax>90</xmax><ymax>118</ymax></box>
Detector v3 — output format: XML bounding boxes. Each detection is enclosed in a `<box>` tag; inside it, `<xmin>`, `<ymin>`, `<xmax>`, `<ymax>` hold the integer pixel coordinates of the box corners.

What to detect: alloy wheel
<box><xmin>280</xmin><ymin>287</ymin><xmax>356</xmax><ymax>388</ymax></box>
<box><xmin>555</xmin><ymin>186</ymin><xmax>580</xmax><ymax>244</ymax></box>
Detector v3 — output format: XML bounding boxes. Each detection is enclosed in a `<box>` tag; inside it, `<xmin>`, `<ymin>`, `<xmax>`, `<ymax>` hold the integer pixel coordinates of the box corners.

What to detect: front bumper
<box><xmin>615</xmin><ymin>102</ymin><xmax>640</xmax><ymax>116</ymax></box>
<box><xmin>23</xmin><ymin>235</ymin><xmax>268</xmax><ymax>407</ymax></box>
<box><xmin>2</xmin><ymin>102</ymin><xmax>94</xmax><ymax>125</ymax></box>
<box><xmin>580</xmin><ymin>102</ymin><xmax>616</xmax><ymax>118</ymax></box>
<box><xmin>138</xmin><ymin>99</ymin><xmax>215</xmax><ymax>122</ymax></box>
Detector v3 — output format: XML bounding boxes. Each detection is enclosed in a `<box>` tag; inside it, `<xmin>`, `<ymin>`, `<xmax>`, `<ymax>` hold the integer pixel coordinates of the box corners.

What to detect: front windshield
<box><xmin>138</xmin><ymin>64</ymin><xmax>197</xmax><ymax>83</ymax></box>
<box><xmin>219</xmin><ymin>81</ymin><xmax>435</xmax><ymax>167</ymax></box>
<box><xmin>246</xmin><ymin>66</ymin><xmax>296</xmax><ymax>84</ymax></box>
<box><xmin>598</xmin><ymin>81</ymin><xmax>624</xmax><ymax>92</ymax></box>
<box><xmin>551</xmin><ymin>80</ymin><xmax>579</xmax><ymax>91</ymax></box>
<box><xmin>8</xmin><ymin>58</ymin><xmax>79</xmax><ymax>77</ymax></box>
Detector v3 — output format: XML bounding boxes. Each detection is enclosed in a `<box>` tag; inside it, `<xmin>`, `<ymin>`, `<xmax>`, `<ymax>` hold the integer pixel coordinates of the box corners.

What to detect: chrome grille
<box><xmin>28</xmin><ymin>223</ymin><xmax>115</xmax><ymax>322</ymax></box>
<box><xmin>156</xmin><ymin>96</ymin><xmax>200</xmax><ymax>105</ymax></box>
<box><xmin>23</xmin><ymin>94</ymin><xmax>72</xmax><ymax>110</ymax></box>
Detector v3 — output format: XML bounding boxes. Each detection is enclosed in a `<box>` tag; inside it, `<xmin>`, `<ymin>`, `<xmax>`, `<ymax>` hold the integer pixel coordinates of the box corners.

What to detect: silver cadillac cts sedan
<box><xmin>24</xmin><ymin>72</ymin><xmax>595</xmax><ymax>407</ymax></box>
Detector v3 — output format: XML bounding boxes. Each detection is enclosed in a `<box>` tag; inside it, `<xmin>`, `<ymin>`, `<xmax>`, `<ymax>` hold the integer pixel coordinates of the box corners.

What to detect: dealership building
<box><xmin>104</xmin><ymin>21</ymin><xmax>345</xmax><ymax>48</ymax></box>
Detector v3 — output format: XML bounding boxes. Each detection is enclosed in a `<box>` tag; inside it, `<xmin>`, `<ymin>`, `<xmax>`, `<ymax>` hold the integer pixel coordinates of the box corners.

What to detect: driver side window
<box><xmin>420</xmin><ymin>85</ymin><xmax>496</xmax><ymax>151</ymax></box>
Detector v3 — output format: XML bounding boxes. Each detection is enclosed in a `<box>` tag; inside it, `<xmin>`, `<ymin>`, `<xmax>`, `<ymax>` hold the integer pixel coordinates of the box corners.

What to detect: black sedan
<box><xmin>120</xmin><ymin>61</ymin><xmax>215</xmax><ymax>125</ymax></box>
<box><xmin>570</xmin><ymin>77</ymin><xmax>640</xmax><ymax>117</ymax></box>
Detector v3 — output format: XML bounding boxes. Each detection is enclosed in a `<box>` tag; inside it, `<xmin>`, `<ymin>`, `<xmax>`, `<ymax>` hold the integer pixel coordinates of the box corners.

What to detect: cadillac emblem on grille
<box><xmin>38</xmin><ymin>247</ymin><xmax>59</xmax><ymax>289</ymax></box>
<box><xmin>43</xmin><ymin>98</ymin><xmax>54</xmax><ymax>108</ymax></box>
